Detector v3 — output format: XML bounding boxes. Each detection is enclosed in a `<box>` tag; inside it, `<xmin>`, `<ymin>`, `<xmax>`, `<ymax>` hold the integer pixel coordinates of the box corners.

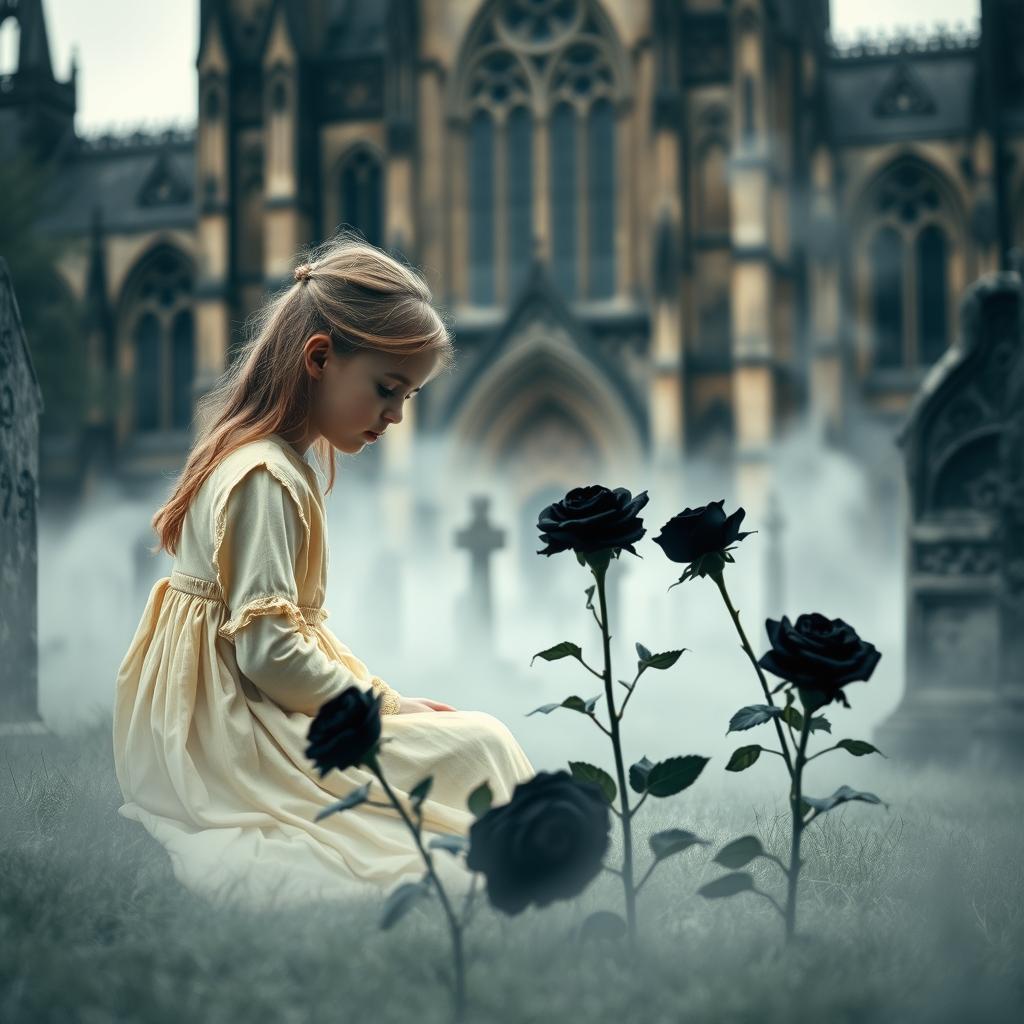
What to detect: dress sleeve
<box><xmin>214</xmin><ymin>465</ymin><xmax>402</xmax><ymax>717</ymax></box>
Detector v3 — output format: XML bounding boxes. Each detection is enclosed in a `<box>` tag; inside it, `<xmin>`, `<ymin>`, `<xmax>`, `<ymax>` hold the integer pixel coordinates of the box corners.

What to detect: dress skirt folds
<box><xmin>113</xmin><ymin>435</ymin><xmax>536</xmax><ymax>910</ymax></box>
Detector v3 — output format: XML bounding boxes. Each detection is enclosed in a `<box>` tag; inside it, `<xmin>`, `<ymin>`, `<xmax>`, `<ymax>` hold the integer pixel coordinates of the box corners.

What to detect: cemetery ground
<box><xmin>1</xmin><ymin>717</ymin><xmax>1021</xmax><ymax>1024</ymax></box>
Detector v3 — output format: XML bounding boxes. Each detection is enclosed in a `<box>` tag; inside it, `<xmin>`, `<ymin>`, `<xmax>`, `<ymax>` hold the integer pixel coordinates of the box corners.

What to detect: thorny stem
<box><xmin>712</xmin><ymin>575</ymin><xmax>795</xmax><ymax>778</ymax></box>
<box><xmin>785</xmin><ymin>714</ymin><xmax>813</xmax><ymax>942</ymax></box>
<box><xmin>577</xmin><ymin>658</ymin><xmax>605</xmax><ymax>681</ymax></box>
<box><xmin>370</xmin><ymin>761</ymin><xmax>467</xmax><ymax>1023</ymax></box>
<box><xmin>616</xmin><ymin>670</ymin><xmax>643</xmax><ymax>720</ymax></box>
<box><xmin>595</xmin><ymin>568</ymin><xmax>638</xmax><ymax>951</ymax></box>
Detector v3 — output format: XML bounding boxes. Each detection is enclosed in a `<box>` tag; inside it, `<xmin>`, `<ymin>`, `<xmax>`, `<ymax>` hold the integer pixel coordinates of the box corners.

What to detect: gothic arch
<box><xmin>446</xmin><ymin>327</ymin><xmax>644</xmax><ymax>487</ymax></box>
<box><xmin>850</xmin><ymin>154</ymin><xmax>968</xmax><ymax>376</ymax></box>
<box><xmin>116</xmin><ymin>244</ymin><xmax>195</xmax><ymax>435</ymax></box>
<box><xmin>333</xmin><ymin>142</ymin><xmax>385</xmax><ymax>248</ymax></box>
<box><xmin>448</xmin><ymin>0</ymin><xmax>630</xmax><ymax>305</ymax></box>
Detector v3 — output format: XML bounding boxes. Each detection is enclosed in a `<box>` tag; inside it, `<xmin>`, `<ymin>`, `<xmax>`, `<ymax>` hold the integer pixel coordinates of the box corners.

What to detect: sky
<box><xmin>29</xmin><ymin>0</ymin><xmax>982</xmax><ymax>135</ymax></box>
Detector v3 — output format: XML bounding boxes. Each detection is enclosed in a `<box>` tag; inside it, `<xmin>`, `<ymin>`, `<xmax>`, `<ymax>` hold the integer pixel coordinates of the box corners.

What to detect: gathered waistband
<box><xmin>167</xmin><ymin>570</ymin><xmax>327</xmax><ymax>623</ymax></box>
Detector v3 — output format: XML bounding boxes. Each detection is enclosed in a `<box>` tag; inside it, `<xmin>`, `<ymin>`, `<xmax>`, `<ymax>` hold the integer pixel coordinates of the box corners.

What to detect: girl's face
<box><xmin>307</xmin><ymin>337</ymin><xmax>440</xmax><ymax>455</ymax></box>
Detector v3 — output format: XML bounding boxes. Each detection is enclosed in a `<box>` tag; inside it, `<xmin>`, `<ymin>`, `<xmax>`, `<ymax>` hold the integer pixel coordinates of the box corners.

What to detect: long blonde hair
<box><xmin>152</xmin><ymin>230</ymin><xmax>455</xmax><ymax>555</ymax></box>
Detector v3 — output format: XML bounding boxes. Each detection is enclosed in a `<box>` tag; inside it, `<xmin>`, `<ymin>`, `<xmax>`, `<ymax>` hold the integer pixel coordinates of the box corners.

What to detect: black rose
<box><xmin>757</xmin><ymin>613</ymin><xmax>881</xmax><ymax>709</ymax></box>
<box><xmin>305</xmin><ymin>685</ymin><xmax>382</xmax><ymax>776</ymax></box>
<box><xmin>653</xmin><ymin>499</ymin><xmax>754</xmax><ymax>567</ymax></box>
<box><xmin>537</xmin><ymin>485</ymin><xmax>649</xmax><ymax>557</ymax></box>
<box><xmin>466</xmin><ymin>771</ymin><xmax>611</xmax><ymax>915</ymax></box>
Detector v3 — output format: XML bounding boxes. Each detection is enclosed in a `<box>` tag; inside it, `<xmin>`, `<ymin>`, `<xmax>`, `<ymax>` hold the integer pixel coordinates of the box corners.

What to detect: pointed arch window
<box><xmin>339</xmin><ymin>148</ymin><xmax>383</xmax><ymax>249</ymax></box>
<box><xmin>469</xmin><ymin>110</ymin><xmax>496</xmax><ymax>304</ymax></box>
<box><xmin>917</xmin><ymin>225</ymin><xmax>948</xmax><ymax>365</ymax></box>
<box><xmin>458</xmin><ymin>5</ymin><xmax>622</xmax><ymax>305</ymax></box>
<box><xmin>506</xmin><ymin>105</ymin><xmax>533</xmax><ymax>299</ymax></box>
<box><xmin>123</xmin><ymin>248</ymin><xmax>195</xmax><ymax>433</ymax></box>
<box><xmin>862</xmin><ymin>161</ymin><xmax>957</xmax><ymax>371</ymax></box>
<box><xmin>134</xmin><ymin>313</ymin><xmax>161</xmax><ymax>432</ymax></box>
<box><xmin>549</xmin><ymin>102</ymin><xmax>577</xmax><ymax>299</ymax></box>
<box><xmin>171</xmin><ymin>310</ymin><xmax>195</xmax><ymax>429</ymax></box>
<box><xmin>587</xmin><ymin>98</ymin><xmax>615</xmax><ymax>298</ymax></box>
<box><xmin>869</xmin><ymin>228</ymin><xmax>903</xmax><ymax>370</ymax></box>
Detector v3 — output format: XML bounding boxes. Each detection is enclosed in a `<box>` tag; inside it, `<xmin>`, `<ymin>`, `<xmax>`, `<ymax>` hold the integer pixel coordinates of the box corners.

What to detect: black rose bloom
<box><xmin>466</xmin><ymin>771</ymin><xmax>611</xmax><ymax>915</ymax></box>
<box><xmin>757</xmin><ymin>613</ymin><xmax>882</xmax><ymax>709</ymax></box>
<box><xmin>306</xmin><ymin>685</ymin><xmax>382</xmax><ymax>777</ymax></box>
<box><xmin>537</xmin><ymin>485</ymin><xmax>649</xmax><ymax>558</ymax></box>
<box><xmin>653</xmin><ymin>500</ymin><xmax>754</xmax><ymax>580</ymax></box>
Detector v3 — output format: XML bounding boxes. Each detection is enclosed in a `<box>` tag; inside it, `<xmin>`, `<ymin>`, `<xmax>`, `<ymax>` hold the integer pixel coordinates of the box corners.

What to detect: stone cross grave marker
<box><xmin>454</xmin><ymin>495</ymin><xmax>506</xmax><ymax>656</ymax></box>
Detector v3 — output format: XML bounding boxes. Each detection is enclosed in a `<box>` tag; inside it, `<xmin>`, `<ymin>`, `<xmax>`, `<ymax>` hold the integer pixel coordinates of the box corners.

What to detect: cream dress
<box><xmin>113</xmin><ymin>434</ymin><xmax>536</xmax><ymax>910</ymax></box>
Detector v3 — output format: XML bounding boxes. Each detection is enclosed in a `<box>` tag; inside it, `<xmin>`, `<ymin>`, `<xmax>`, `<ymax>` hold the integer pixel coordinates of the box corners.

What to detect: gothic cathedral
<box><xmin>2</xmin><ymin>0</ymin><xmax>1023</xmax><ymax>519</ymax></box>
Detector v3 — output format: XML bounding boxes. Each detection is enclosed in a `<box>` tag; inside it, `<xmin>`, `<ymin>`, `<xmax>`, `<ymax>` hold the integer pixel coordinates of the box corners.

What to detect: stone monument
<box><xmin>877</xmin><ymin>271</ymin><xmax>1024</xmax><ymax>762</ymax></box>
<box><xmin>0</xmin><ymin>257</ymin><xmax>47</xmax><ymax>735</ymax></box>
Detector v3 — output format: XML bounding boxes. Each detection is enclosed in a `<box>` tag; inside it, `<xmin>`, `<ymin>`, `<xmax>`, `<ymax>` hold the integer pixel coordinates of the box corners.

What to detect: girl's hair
<box><xmin>151</xmin><ymin>230</ymin><xmax>454</xmax><ymax>555</ymax></box>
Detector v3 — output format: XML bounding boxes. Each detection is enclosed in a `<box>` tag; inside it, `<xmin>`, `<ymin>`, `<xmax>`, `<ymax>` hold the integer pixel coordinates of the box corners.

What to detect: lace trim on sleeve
<box><xmin>218</xmin><ymin>595</ymin><xmax>328</xmax><ymax>643</ymax></box>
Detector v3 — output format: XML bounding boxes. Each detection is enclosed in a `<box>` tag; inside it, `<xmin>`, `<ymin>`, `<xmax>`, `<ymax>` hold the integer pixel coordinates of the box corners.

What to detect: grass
<box><xmin>1</xmin><ymin>718</ymin><xmax>1022</xmax><ymax>1023</ymax></box>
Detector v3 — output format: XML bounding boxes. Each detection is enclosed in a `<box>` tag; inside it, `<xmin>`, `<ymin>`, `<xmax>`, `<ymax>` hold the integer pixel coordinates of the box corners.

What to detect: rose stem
<box><xmin>369</xmin><ymin>759</ymin><xmax>467</xmax><ymax>1022</ymax></box>
<box><xmin>712</xmin><ymin>575</ymin><xmax>795</xmax><ymax>778</ymax></box>
<box><xmin>785</xmin><ymin>713</ymin><xmax>812</xmax><ymax>942</ymax></box>
<box><xmin>595</xmin><ymin>564</ymin><xmax>637</xmax><ymax>950</ymax></box>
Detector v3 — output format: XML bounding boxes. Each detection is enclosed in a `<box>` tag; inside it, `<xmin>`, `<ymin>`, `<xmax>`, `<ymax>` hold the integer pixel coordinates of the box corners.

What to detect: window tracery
<box><xmin>122</xmin><ymin>249</ymin><xmax>195</xmax><ymax>433</ymax></box>
<box><xmin>457</xmin><ymin>0</ymin><xmax>623</xmax><ymax>304</ymax></box>
<box><xmin>860</xmin><ymin>159</ymin><xmax>959</xmax><ymax>372</ymax></box>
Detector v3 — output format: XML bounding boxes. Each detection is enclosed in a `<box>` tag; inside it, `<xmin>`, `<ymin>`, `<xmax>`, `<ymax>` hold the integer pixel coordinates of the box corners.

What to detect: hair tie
<box><xmin>294</xmin><ymin>263</ymin><xmax>314</xmax><ymax>283</ymax></box>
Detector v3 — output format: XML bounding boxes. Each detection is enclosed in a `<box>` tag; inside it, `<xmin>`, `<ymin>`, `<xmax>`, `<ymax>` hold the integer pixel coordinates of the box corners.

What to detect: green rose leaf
<box><xmin>810</xmin><ymin>716</ymin><xmax>832</xmax><ymax>734</ymax></box>
<box><xmin>781</xmin><ymin>705</ymin><xmax>804</xmax><ymax>731</ymax></box>
<box><xmin>380</xmin><ymin>878</ymin><xmax>432</xmax><ymax>930</ymax></box>
<box><xmin>802</xmin><ymin>785</ymin><xmax>887</xmax><ymax>816</ymax></box>
<box><xmin>428</xmin><ymin>833</ymin><xmax>469</xmax><ymax>856</ymax></box>
<box><xmin>467</xmin><ymin>780</ymin><xmax>493</xmax><ymax>819</ymax></box>
<box><xmin>713</xmin><ymin>835</ymin><xmax>765</xmax><ymax>869</ymax></box>
<box><xmin>635</xmin><ymin>642</ymin><xmax>653</xmax><ymax>662</ymax></box>
<box><xmin>728</xmin><ymin>705</ymin><xmax>782</xmax><ymax>733</ymax></box>
<box><xmin>409</xmin><ymin>776</ymin><xmax>433</xmax><ymax>814</ymax></box>
<box><xmin>698</xmin><ymin>872</ymin><xmax>754</xmax><ymax>899</ymax></box>
<box><xmin>577</xmin><ymin>910</ymin><xmax>627</xmax><ymax>945</ymax></box>
<box><xmin>568</xmin><ymin>760</ymin><xmax>617</xmax><ymax>804</ymax></box>
<box><xmin>314</xmin><ymin>781</ymin><xmax>372</xmax><ymax>822</ymax></box>
<box><xmin>725</xmin><ymin>745</ymin><xmax>763</xmax><ymax>772</ymax></box>
<box><xmin>836</xmin><ymin>739</ymin><xmax>885</xmax><ymax>757</ymax></box>
<box><xmin>646</xmin><ymin>755</ymin><xmax>709</xmax><ymax>797</ymax></box>
<box><xmin>649</xmin><ymin>828</ymin><xmax>707</xmax><ymax>861</ymax></box>
<box><xmin>642</xmin><ymin>649</ymin><xmax>687</xmax><ymax>671</ymax></box>
<box><xmin>530</xmin><ymin>642</ymin><xmax>584</xmax><ymax>667</ymax></box>
<box><xmin>527</xmin><ymin>694</ymin><xmax>600</xmax><ymax>717</ymax></box>
<box><xmin>629</xmin><ymin>755</ymin><xmax>655</xmax><ymax>793</ymax></box>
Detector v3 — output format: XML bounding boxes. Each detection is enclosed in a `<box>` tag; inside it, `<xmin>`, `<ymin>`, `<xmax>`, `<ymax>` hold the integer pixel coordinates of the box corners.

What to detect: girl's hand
<box><xmin>397</xmin><ymin>696</ymin><xmax>458</xmax><ymax>714</ymax></box>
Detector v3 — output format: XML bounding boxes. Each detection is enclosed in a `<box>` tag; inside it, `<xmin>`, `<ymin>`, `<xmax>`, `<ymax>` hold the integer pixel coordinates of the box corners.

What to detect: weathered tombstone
<box><xmin>454</xmin><ymin>495</ymin><xmax>506</xmax><ymax>657</ymax></box>
<box><xmin>877</xmin><ymin>272</ymin><xmax>1024</xmax><ymax>763</ymax></box>
<box><xmin>0</xmin><ymin>257</ymin><xmax>47</xmax><ymax>735</ymax></box>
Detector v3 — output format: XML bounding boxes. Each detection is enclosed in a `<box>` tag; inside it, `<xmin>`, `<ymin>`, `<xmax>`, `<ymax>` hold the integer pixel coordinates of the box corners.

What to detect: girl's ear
<box><xmin>304</xmin><ymin>332</ymin><xmax>331</xmax><ymax>375</ymax></box>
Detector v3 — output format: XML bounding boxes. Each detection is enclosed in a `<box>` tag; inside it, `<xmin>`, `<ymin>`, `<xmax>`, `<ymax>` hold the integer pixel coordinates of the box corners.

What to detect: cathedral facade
<box><xmin>3</xmin><ymin>0</ymin><xmax>1024</xmax><ymax>520</ymax></box>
